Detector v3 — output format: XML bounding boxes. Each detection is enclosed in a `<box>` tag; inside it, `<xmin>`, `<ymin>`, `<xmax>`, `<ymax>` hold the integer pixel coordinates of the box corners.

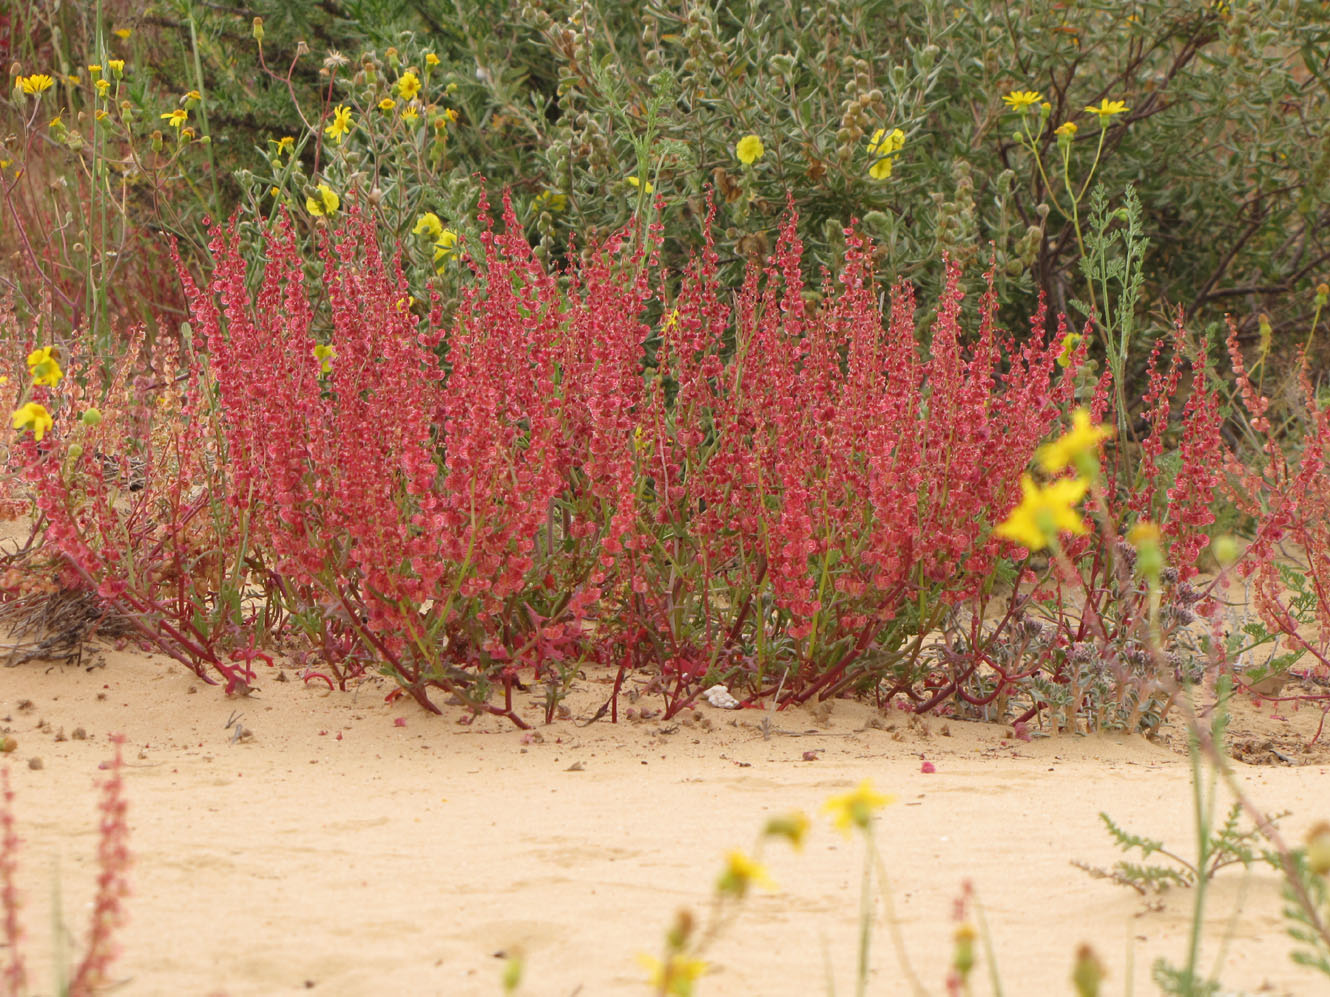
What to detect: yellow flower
<box><xmin>994</xmin><ymin>474</ymin><xmax>1089</xmax><ymax>551</ymax></box>
<box><xmin>325</xmin><ymin>104</ymin><xmax>354</xmax><ymax>143</ymax></box>
<box><xmin>626</xmin><ymin>175</ymin><xmax>653</xmax><ymax>194</ymax></box>
<box><xmin>1127</xmin><ymin>520</ymin><xmax>1161</xmax><ymax>546</ymax></box>
<box><xmin>95</xmin><ymin>79</ymin><xmax>110</xmax><ymax>97</ymax></box>
<box><xmin>275</xmin><ymin>135</ymin><xmax>294</xmax><ymax>155</ymax></box>
<box><xmin>401</xmin><ymin>104</ymin><xmax>419</xmax><ymax>123</ymax></box>
<box><xmin>1054</xmin><ymin>121</ymin><xmax>1078</xmax><ymax>139</ymax></box>
<box><xmin>1002</xmin><ymin>89</ymin><xmax>1043</xmax><ymax>111</ymax></box>
<box><xmin>1036</xmin><ymin>408</ymin><xmax>1112</xmax><ymax>475</ymax></box>
<box><xmin>313</xmin><ymin>343</ymin><xmax>336</xmax><ymax>374</ymax></box>
<box><xmin>396</xmin><ymin>71</ymin><xmax>422</xmax><ymax>100</ymax></box>
<box><xmin>378</xmin><ymin>97</ymin><xmax>397</xmax><ymax>111</ymax></box>
<box><xmin>94</xmin><ymin>109</ymin><xmax>108</xmax><ymax>121</ymax></box>
<box><xmin>1084</xmin><ymin>98</ymin><xmax>1129</xmax><ymax>121</ymax></box>
<box><xmin>184</xmin><ymin>89</ymin><xmax>202</xmax><ymax>106</ymax></box>
<box><xmin>866</xmin><ymin>127</ymin><xmax>905</xmax><ymax>180</ymax></box>
<box><xmin>306</xmin><ymin>183</ymin><xmax>340</xmax><ymax>217</ymax></box>
<box><xmin>18</xmin><ymin>74</ymin><xmax>55</xmax><ymax>96</ymax></box>
<box><xmin>161</xmin><ymin>108</ymin><xmax>188</xmax><ymax>129</ymax></box>
<box><xmin>413</xmin><ymin>212</ymin><xmax>443</xmax><ymax>239</ymax></box>
<box><xmin>444</xmin><ymin>107</ymin><xmax>459</xmax><ymax>124</ymax></box>
<box><xmin>27</xmin><ymin>347</ymin><xmax>63</xmax><ymax>387</ymax></box>
<box><xmin>112</xmin><ymin>27</ymin><xmax>132</xmax><ymax>39</ymax></box>
<box><xmin>637</xmin><ymin>953</ymin><xmax>707</xmax><ymax>994</ymax></box>
<box><xmin>534</xmin><ymin>190</ymin><xmax>567</xmax><ymax>212</ymax></box>
<box><xmin>735</xmin><ymin>133</ymin><xmax>764</xmax><ymax>165</ymax></box>
<box><xmin>763</xmin><ymin>811</ymin><xmax>810</xmax><ymax>851</ymax></box>
<box><xmin>12</xmin><ymin>402</ymin><xmax>53</xmax><ymax>442</ymax></box>
<box><xmin>88</xmin><ymin>64</ymin><xmax>103</xmax><ymax>76</ymax></box>
<box><xmin>823</xmin><ymin>780</ymin><xmax>896</xmax><ymax>836</ymax></box>
<box><xmin>433</xmin><ymin>229</ymin><xmax>459</xmax><ymax>267</ymax></box>
<box><xmin>108</xmin><ymin>59</ymin><xmax>125</xmax><ymax>76</ymax></box>
<box><xmin>425</xmin><ymin>53</ymin><xmax>440</xmax><ymax>67</ymax></box>
<box><xmin>1056</xmin><ymin>332</ymin><xmax>1082</xmax><ymax>368</ymax></box>
<box><xmin>716</xmin><ymin>849</ymin><xmax>776</xmax><ymax>897</ymax></box>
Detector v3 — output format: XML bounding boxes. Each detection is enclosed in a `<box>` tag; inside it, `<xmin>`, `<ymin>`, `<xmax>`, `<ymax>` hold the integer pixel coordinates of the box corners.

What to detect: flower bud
<box><xmin>665</xmin><ymin>908</ymin><xmax>695</xmax><ymax>951</ymax></box>
<box><xmin>1316</xmin><ymin>282</ymin><xmax>1328</xmax><ymax>307</ymax></box>
<box><xmin>953</xmin><ymin>922</ymin><xmax>977</xmax><ymax>979</ymax></box>
<box><xmin>67</xmin><ymin>444</ymin><xmax>84</xmax><ymax>461</ymax></box>
<box><xmin>252</xmin><ymin>17</ymin><xmax>264</xmax><ymax>43</ymax></box>
<box><xmin>81</xmin><ymin>407</ymin><xmax>103</xmax><ymax>426</ymax></box>
<box><xmin>1307</xmin><ymin>822</ymin><xmax>1330</xmax><ymax>876</ymax></box>
<box><xmin>1072</xmin><ymin>944</ymin><xmax>1105</xmax><ymax>997</ymax></box>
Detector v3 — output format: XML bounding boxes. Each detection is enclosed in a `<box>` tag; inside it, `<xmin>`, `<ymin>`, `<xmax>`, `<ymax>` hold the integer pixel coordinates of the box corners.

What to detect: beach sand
<box><xmin>2</xmin><ymin>648</ymin><xmax>1327</xmax><ymax>995</ymax></box>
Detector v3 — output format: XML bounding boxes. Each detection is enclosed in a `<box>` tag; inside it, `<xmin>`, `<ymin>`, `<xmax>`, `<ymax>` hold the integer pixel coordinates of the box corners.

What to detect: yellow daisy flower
<box><xmin>823</xmin><ymin>780</ymin><xmax>896</xmax><ymax>836</ymax></box>
<box><xmin>1002</xmin><ymin>89</ymin><xmax>1043</xmax><ymax>111</ymax></box>
<box><xmin>994</xmin><ymin>474</ymin><xmax>1090</xmax><ymax>551</ymax></box>
<box><xmin>12</xmin><ymin>402</ymin><xmax>53</xmax><ymax>442</ymax></box>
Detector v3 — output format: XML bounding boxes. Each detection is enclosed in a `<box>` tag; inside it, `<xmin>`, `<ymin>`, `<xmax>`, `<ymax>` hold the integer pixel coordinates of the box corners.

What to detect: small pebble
<box><xmin>701</xmin><ymin>684</ymin><xmax>740</xmax><ymax>710</ymax></box>
<box><xmin>27</xmin><ymin>757</ymin><xmax>43</xmax><ymax>770</ymax></box>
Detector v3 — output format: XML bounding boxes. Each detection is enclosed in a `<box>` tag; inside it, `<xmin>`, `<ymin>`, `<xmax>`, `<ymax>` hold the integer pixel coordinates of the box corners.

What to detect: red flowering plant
<box><xmin>12</xmin><ymin>313</ymin><xmax>263</xmax><ymax>691</ymax></box>
<box><xmin>931</xmin><ymin>315</ymin><xmax>1235</xmax><ymax>736</ymax></box>
<box><xmin>577</xmin><ymin>199</ymin><xmax>1090</xmax><ymax>719</ymax></box>
<box><xmin>1</xmin><ymin>738</ymin><xmax>132</xmax><ymax>997</ymax></box>
<box><xmin>184</xmin><ymin>196</ymin><xmax>620</xmax><ymax>724</ymax></box>
<box><xmin>1222</xmin><ymin>318</ymin><xmax>1330</xmax><ymax>715</ymax></box>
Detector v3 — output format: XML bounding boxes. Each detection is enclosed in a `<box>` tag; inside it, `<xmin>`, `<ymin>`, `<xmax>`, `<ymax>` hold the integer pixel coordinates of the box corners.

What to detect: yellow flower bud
<box><xmin>1307</xmin><ymin>822</ymin><xmax>1330</xmax><ymax>876</ymax></box>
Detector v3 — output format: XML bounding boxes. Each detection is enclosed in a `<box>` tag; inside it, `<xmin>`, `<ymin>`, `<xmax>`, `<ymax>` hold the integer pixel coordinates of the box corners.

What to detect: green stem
<box><xmin>186</xmin><ymin>1</ymin><xmax>221</xmax><ymax>218</ymax></box>
<box><xmin>1306</xmin><ymin>299</ymin><xmax>1325</xmax><ymax>355</ymax></box>
<box><xmin>1184</xmin><ymin>692</ymin><xmax>1216</xmax><ymax>983</ymax></box>
<box><xmin>856</xmin><ymin>832</ymin><xmax>873</xmax><ymax>997</ymax></box>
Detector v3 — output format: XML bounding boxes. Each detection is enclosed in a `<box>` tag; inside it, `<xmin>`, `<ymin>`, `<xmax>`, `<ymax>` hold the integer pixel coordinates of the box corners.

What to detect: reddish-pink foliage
<box><xmin>17</xmin><ymin>329</ymin><xmax>254</xmax><ymax>691</ymax></box>
<box><xmin>1226</xmin><ymin>324</ymin><xmax>1330</xmax><ymax>666</ymax></box>
<box><xmin>186</xmin><ymin>197</ymin><xmax>1102</xmax><ymax>707</ymax></box>
<box><xmin>68</xmin><ymin>736</ymin><xmax>131</xmax><ymax>997</ymax></box>
<box><xmin>1126</xmin><ymin>315</ymin><xmax>1224</xmax><ymax>578</ymax></box>
<box><xmin>0</xmin><ymin>768</ymin><xmax>24</xmax><ymax>997</ymax></box>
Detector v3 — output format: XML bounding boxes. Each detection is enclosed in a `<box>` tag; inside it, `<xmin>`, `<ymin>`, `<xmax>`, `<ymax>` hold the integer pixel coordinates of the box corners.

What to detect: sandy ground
<box><xmin>1</xmin><ymin>648</ymin><xmax>1328</xmax><ymax>996</ymax></box>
